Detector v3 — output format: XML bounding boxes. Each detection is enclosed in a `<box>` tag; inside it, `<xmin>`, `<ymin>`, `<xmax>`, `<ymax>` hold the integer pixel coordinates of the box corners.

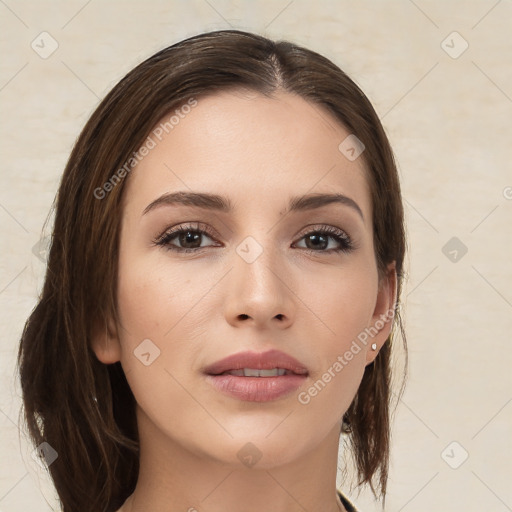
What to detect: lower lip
<box><xmin>205</xmin><ymin>374</ymin><xmax>307</xmax><ymax>402</ymax></box>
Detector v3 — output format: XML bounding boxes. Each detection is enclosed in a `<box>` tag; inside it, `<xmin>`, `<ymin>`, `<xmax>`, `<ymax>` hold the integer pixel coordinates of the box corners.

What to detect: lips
<box><xmin>203</xmin><ymin>349</ymin><xmax>309</xmax><ymax>376</ymax></box>
<box><xmin>203</xmin><ymin>349</ymin><xmax>308</xmax><ymax>402</ymax></box>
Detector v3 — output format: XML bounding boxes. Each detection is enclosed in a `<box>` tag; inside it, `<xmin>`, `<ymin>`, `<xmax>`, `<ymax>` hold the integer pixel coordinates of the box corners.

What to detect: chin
<box><xmin>202</xmin><ymin>430</ymin><xmax>313</xmax><ymax>471</ymax></box>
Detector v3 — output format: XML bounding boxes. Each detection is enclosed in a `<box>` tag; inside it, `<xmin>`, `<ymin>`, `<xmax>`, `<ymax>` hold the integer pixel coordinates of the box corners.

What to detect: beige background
<box><xmin>1</xmin><ymin>1</ymin><xmax>511</xmax><ymax>510</ymax></box>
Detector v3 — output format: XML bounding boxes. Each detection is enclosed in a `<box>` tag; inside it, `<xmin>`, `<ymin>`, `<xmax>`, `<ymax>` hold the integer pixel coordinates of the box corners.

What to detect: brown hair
<box><xmin>17</xmin><ymin>29</ymin><xmax>407</xmax><ymax>512</ymax></box>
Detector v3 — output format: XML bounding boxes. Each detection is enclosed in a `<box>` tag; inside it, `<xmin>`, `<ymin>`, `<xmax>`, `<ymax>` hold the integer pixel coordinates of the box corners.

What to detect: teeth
<box><xmin>225</xmin><ymin>368</ymin><xmax>287</xmax><ymax>377</ymax></box>
<box><xmin>227</xmin><ymin>369</ymin><xmax>245</xmax><ymax>376</ymax></box>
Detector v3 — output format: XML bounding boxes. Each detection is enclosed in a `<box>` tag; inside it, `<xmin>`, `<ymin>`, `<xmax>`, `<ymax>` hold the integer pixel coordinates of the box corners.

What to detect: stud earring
<box><xmin>371</xmin><ymin>343</ymin><xmax>377</xmax><ymax>350</ymax></box>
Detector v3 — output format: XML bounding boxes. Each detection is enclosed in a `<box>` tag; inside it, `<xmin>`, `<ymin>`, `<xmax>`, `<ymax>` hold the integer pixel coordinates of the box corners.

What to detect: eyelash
<box><xmin>153</xmin><ymin>222</ymin><xmax>355</xmax><ymax>255</ymax></box>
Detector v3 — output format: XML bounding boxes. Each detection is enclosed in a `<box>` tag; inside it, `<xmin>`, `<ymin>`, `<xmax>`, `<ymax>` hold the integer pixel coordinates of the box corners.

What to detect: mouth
<box><xmin>218</xmin><ymin>368</ymin><xmax>297</xmax><ymax>377</ymax></box>
<box><xmin>203</xmin><ymin>349</ymin><xmax>309</xmax><ymax>402</ymax></box>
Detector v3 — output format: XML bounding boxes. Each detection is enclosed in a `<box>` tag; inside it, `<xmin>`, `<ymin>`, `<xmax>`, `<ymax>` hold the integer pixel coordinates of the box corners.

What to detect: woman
<box><xmin>17</xmin><ymin>29</ymin><xmax>407</xmax><ymax>512</ymax></box>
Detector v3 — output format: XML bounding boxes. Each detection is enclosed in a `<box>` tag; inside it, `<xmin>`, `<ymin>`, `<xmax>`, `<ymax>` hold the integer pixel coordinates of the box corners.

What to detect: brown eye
<box><xmin>154</xmin><ymin>223</ymin><xmax>219</xmax><ymax>253</ymax></box>
<box><xmin>293</xmin><ymin>226</ymin><xmax>354</xmax><ymax>254</ymax></box>
<box><xmin>154</xmin><ymin>223</ymin><xmax>354</xmax><ymax>255</ymax></box>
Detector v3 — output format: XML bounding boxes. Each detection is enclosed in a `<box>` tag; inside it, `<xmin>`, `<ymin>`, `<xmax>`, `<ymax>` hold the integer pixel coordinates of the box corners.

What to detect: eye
<box><xmin>153</xmin><ymin>222</ymin><xmax>220</xmax><ymax>253</ymax></box>
<box><xmin>293</xmin><ymin>225</ymin><xmax>354</xmax><ymax>254</ymax></box>
<box><xmin>153</xmin><ymin>223</ymin><xmax>355</xmax><ymax>254</ymax></box>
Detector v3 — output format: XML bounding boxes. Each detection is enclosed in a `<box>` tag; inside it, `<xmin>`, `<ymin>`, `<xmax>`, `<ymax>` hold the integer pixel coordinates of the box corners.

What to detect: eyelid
<box><xmin>292</xmin><ymin>224</ymin><xmax>354</xmax><ymax>251</ymax></box>
<box><xmin>154</xmin><ymin>222</ymin><xmax>355</xmax><ymax>253</ymax></box>
<box><xmin>154</xmin><ymin>221</ymin><xmax>218</xmax><ymax>245</ymax></box>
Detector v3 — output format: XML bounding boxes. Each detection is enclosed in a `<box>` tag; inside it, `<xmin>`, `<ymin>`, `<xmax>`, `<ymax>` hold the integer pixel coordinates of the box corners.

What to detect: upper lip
<box><xmin>203</xmin><ymin>349</ymin><xmax>309</xmax><ymax>376</ymax></box>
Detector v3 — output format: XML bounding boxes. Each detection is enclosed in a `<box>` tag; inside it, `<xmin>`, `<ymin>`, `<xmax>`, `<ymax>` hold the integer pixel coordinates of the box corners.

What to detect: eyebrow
<box><xmin>142</xmin><ymin>191</ymin><xmax>364</xmax><ymax>221</ymax></box>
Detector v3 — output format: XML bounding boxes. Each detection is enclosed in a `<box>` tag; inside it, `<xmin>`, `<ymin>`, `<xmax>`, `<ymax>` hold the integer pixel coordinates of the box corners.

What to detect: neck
<box><xmin>121</xmin><ymin>406</ymin><xmax>347</xmax><ymax>512</ymax></box>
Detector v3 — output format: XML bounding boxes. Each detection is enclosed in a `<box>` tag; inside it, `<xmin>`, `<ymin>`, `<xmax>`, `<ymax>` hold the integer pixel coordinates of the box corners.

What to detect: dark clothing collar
<box><xmin>337</xmin><ymin>490</ymin><xmax>358</xmax><ymax>512</ymax></box>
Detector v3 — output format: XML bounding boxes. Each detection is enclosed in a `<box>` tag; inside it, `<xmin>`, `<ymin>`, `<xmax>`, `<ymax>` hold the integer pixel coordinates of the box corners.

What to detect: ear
<box><xmin>365</xmin><ymin>262</ymin><xmax>398</xmax><ymax>365</ymax></box>
<box><xmin>90</xmin><ymin>314</ymin><xmax>122</xmax><ymax>364</ymax></box>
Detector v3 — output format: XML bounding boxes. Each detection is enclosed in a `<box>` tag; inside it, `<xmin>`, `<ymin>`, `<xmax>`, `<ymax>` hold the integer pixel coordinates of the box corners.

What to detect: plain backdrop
<box><xmin>1</xmin><ymin>1</ymin><xmax>511</xmax><ymax>511</ymax></box>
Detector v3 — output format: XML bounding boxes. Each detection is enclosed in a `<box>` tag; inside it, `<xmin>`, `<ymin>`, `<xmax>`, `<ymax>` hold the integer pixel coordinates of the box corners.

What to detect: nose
<box><xmin>223</xmin><ymin>241</ymin><xmax>296</xmax><ymax>330</ymax></box>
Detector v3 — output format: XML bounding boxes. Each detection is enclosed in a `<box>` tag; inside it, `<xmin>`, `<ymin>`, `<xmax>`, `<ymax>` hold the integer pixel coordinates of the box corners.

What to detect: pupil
<box><xmin>307</xmin><ymin>234</ymin><xmax>327</xmax><ymax>250</ymax></box>
<box><xmin>180</xmin><ymin>231</ymin><xmax>201</xmax><ymax>248</ymax></box>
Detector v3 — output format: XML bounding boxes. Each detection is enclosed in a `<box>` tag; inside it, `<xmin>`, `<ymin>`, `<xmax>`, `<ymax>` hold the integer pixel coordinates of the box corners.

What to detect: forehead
<box><xmin>122</xmin><ymin>89</ymin><xmax>371</xmax><ymax>219</ymax></box>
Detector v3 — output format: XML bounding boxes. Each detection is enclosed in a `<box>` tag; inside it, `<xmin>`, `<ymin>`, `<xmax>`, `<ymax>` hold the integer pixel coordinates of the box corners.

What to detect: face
<box><xmin>93</xmin><ymin>89</ymin><xmax>396</xmax><ymax>469</ymax></box>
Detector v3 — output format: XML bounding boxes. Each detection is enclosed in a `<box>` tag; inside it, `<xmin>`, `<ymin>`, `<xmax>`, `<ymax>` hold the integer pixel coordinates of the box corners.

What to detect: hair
<box><xmin>17</xmin><ymin>29</ymin><xmax>407</xmax><ymax>512</ymax></box>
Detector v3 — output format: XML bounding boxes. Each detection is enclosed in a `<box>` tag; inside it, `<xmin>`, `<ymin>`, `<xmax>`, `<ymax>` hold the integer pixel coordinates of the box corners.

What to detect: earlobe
<box><xmin>365</xmin><ymin>262</ymin><xmax>398</xmax><ymax>365</ymax></box>
<box><xmin>90</xmin><ymin>316</ymin><xmax>122</xmax><ymax>364</ymax></box>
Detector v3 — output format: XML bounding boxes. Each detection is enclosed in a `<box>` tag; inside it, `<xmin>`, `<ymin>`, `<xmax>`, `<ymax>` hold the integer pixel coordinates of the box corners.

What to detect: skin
<box><xmin>92</xmin><ymin>89</ymin><xmax>397</xmax><ymax>512</ymax></box>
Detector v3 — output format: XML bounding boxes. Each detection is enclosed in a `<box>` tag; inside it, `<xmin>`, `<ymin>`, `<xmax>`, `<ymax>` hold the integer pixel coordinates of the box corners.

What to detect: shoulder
<box><xmin>337</xmin><ymin>490</ymin><xmax>359</xmax><ymax>512</ymax></box>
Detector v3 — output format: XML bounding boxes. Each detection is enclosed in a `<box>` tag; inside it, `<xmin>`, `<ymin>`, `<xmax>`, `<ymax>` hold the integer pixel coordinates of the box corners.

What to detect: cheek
<box><xmin>301</xmin><ymin>260</ymin><xmax>378</xmax><ymax>347</ymax></box>
<box><xmin>288</xmin><ymin>260</ymin><xmax>378</xmax><ymax>415</ymax></box>
<box><xmin>116</xmin><ymin>251</ymin><xmax>208</xmax><ymax>344</ymax></box>
<box><xmin>114</xmin><ymin>250</ymin><xmax>219</xmax><ymax>393</ymax></box>
<box><xmin>114</xmin><ymin>262</ymin><xmax>210</xmax><ymax>438</ymax></box>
